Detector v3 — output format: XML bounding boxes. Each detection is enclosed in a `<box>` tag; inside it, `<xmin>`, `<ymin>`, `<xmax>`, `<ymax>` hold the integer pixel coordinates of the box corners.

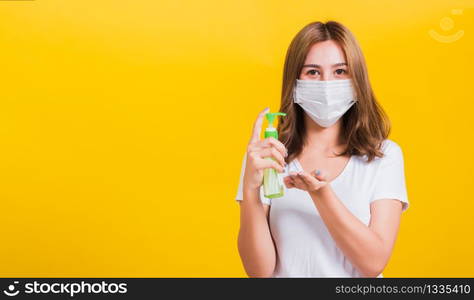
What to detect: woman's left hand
<box><xmin>283</xmin><ymin>169</ymin><xmax>328</xmax><ymax>192</ymax></box>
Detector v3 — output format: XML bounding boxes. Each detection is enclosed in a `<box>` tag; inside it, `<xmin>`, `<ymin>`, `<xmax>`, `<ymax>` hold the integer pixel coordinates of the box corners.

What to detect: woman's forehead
<box><xmin>304</xmin><ymin>40</ymin><xmax>346</xmax><ymax>66</ymax></box>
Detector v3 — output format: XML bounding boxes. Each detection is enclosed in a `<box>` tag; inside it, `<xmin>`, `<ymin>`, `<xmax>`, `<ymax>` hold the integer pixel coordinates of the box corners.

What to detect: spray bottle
<box><xmin>263</xmin><ymin>112</ymin><xmax>287</xmax><ymax>198</ymax></box>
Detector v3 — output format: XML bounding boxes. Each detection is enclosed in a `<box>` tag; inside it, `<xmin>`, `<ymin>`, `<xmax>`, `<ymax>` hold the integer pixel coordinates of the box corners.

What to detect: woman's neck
<box><xmin>303</xmin><ymin>114</ymin><xmax>345</xmax><ymax>156</ymax></box>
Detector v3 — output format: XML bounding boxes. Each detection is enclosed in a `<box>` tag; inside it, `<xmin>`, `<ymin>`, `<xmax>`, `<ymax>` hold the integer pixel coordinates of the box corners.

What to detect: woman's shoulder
<box><xmin>380</xmin><ymin>138</ymin><xmax>402</xmax><ymax>152</ymax></box>
<box><xmin>373</xmin><ymin>139</ymin><xmax>404</xmax><ymax>166</ymax></box>
<box><xmin>380</xmin><ymin>139</ymin><xmax>403</xmax><ymax>157</ymax></box>
<box><xmin>353</xmin><ymin>139</ymin><xmax>403</xmax><ymax>164</ymax></box>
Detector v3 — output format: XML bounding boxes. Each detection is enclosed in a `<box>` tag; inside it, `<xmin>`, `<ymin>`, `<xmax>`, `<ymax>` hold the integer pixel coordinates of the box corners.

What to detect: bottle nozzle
<box><xmin>265</xmin><ymin>112</ymin><xmax>286</xmax><ymax>127</ymax></box>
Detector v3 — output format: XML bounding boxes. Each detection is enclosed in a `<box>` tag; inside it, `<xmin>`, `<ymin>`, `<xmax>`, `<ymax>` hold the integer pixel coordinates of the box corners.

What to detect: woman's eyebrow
<box><xmin>302</xmin><ymin>63</ymin><xmax>347</xmax><ymax>68</ymax></box>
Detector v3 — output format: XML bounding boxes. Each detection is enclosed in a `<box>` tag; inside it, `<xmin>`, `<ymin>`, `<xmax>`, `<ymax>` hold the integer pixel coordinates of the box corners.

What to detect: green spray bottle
<box><xmin>263</xmin><ymin>112</ymin><xmax>287</xmax><ymax>198</ymax></box>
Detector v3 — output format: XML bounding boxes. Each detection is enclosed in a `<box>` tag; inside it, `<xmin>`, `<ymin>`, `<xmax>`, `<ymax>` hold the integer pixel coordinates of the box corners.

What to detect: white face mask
<box><xmin>293</xmin><ymin>79</ymin><xmax>357</xmax><ymax>127</ymax></box>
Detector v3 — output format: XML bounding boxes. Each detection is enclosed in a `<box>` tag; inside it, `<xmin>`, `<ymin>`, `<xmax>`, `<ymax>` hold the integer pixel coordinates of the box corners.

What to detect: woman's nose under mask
<box><xmin>293</xmin><ymin>79</ymin><xmax>357</xmax><ymax>127</ymax></box>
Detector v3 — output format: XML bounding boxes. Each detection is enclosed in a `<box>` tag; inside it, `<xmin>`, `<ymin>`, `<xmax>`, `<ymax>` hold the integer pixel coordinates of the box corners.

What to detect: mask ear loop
<box><xmin>349</xmin><ymin>80</ymin><xmax>358</xmax><ymax>104</ymax></box>
<box><xmin>292</xmin><ymin>81</ymin><xmax>298</xmax><ymax>103</ymax></box>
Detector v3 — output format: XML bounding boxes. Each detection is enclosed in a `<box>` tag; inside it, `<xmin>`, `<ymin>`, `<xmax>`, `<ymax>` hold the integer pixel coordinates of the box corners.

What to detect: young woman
<box><xmin>235</xmin><ymin>21</ymin><xmax>409</xmax><ymax>278</ymax></box>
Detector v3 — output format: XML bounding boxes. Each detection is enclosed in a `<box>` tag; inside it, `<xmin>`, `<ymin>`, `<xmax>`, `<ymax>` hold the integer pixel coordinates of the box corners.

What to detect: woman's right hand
<box><xmin>243</xmin><ymin>107</ymin><xmax>288</xmax><ymax>192</ymax></box>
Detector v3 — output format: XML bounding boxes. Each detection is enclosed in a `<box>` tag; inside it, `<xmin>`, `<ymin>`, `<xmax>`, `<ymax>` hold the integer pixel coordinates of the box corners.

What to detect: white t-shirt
<box><xmin>235</xmin><ymin>139</ymin><xmax>409</xmax><ymax>277</ymax></box>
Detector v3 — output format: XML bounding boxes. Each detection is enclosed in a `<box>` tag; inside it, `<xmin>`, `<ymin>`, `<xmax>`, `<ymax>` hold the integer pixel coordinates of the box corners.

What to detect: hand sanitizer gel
<box><xmin>263</xmin><ymin>112</ymin><xmax>286</xmax><ymax>198</ymax></box>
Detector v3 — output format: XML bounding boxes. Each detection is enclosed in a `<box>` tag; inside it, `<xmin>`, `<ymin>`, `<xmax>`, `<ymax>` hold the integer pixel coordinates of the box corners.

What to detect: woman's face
<box><xmin>299</xmin><ymin>40</ymin><xmax>350</xmax><ymax>81</ymax></box>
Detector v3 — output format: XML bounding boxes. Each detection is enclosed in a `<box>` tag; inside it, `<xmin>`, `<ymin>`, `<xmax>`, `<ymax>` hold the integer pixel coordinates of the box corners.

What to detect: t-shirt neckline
<box><xmin>293</xmin><ymin>155</ymin><xmax>353</xmax><ymax>184</ymax></box>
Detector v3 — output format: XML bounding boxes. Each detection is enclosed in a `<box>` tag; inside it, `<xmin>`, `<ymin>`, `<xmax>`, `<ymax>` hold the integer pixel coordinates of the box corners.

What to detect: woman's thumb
<box><xmin>313</xmin><ymin>169</ymin><xmax>326</xmax><ymax>181</ymax></box>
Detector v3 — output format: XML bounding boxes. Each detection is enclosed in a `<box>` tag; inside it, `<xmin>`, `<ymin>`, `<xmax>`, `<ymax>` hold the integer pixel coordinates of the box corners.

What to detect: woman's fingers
<box><xmin>249</xmin><ymin>107</ymin><xmax>269</xmax><ymax>145</ymax></box>
<box><xmin>258</xmin><ymin>137</ymin><xmax>288</xmax><ymax>159</ymax></box>
<box><xmin>283</xmin><ymin>176</ymin><xmax>295</xmax><ymax>188</ymax></box>
<box><xmin>287</xmin><ymin>171</ymin><xmax>327</xmax><ymax>192</ymax></box>
<box><xmin>298</xmin><ymin>171</ymin><xmax>316</xmax><ymax>186</ymax></box>
<box><xmin>290</xmin><ymin>172</ymin><xmax>306</xmax><ymax>189</ymax></box>
<box><xmin>300</xmin><ymin>171</ymin><xmax>327</xmax><ymax>190</ymax></box>
<box><xmin>258</xmin><ymin>157</ymin><xmax>285</xmax><ymax>173</ymax></box>
<box><xmin>247</xmin><ymin>108</ymin><xmax>288</xmax><ymax>165</ymax></box>
<box><xmin>258</xmin><ymin>147</ymin><xmax>286</xmax><ymax>168</ymax></box>
<box><xmin>311</xmin><ymin>168</ymin><xmax>326</xmax><ymax>181</ymax></box>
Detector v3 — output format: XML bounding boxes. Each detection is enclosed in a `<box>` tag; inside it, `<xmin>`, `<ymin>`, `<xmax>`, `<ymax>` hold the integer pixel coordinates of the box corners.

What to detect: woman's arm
<box><xmin>310</xmin><ymin>185</ymin><xmax>403</xmax><ymax>277</ymax></box>
<box><xmin>237</xmin><ymin>187</ymin><xmax>276</xmax><ymax>278</ymax></box>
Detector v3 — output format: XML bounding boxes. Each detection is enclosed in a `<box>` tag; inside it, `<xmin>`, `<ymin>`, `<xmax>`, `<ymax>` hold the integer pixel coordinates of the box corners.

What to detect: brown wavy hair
<box><xmin>278</xmin><ymin>21</ymin><xmax>390</xmax><ymax>164</ymax></box>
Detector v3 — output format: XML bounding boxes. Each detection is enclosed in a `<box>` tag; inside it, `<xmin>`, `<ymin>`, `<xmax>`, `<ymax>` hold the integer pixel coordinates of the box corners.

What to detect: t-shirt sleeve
<box><xmin>370</xmin><ymin>141</ymin><xmax>409</xmax><ymax>212</ymax></box>
<box><xmin>235</xmin><ymin>152</ymin><xmax>272</xmax><ymax>205</ymax></box>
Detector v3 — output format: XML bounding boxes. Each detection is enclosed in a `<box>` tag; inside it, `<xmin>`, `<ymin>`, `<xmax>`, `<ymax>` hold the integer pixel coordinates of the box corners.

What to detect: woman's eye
<box><xmin>335</xmin><ymin>69</ymin><xmax>347</xmax><ymax>75</ymax></box>
<box><xmin>307</xmin><ymin>69</ymin><xmax>319</xmax><ymax>75</ymax></box>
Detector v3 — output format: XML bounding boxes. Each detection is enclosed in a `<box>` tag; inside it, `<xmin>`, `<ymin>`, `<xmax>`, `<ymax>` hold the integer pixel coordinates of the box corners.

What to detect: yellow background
<box><xmin>0</xmin><ymin>0</ymin><xmax>473</xmax><ymax>277</ymax></box>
